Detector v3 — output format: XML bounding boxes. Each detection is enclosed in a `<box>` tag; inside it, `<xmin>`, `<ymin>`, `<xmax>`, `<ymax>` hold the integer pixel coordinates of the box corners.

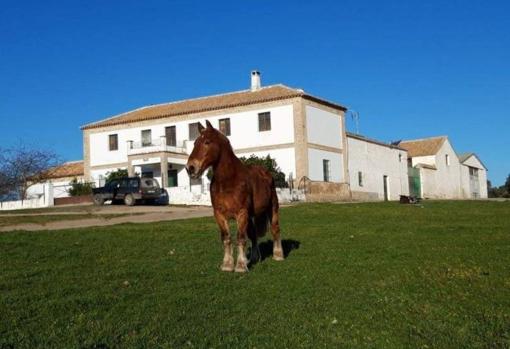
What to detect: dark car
<box><xmin>92</xmin><ymin>177</ymin><xmax>167</xmax><ymax>206</ymax></box>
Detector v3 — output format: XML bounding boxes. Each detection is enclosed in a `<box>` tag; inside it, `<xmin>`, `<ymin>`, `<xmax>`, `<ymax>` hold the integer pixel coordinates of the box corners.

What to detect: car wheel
<box><xmin>93</xmin><ymin>194</ymin><xmax>104</xmax><ymax>206</ymax></box>
<box><xmin>124</xmin><ymin>194</ymin><xmax>135</xmax><ymax>206</ymax></box>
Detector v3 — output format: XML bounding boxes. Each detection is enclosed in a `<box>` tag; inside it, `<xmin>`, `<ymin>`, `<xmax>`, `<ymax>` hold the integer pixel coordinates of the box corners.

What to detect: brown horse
<box><xmin>186</xmin><ymin>120</ymin><xmax>284</xmax><ymax>272</ymax></box>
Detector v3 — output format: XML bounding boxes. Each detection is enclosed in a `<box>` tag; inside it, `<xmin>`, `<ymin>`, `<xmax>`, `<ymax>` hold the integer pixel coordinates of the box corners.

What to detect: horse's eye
<box><xmin>204</xmin><ymin>140</ymin><xmax>211</xmax><ymax>145</ymax></box>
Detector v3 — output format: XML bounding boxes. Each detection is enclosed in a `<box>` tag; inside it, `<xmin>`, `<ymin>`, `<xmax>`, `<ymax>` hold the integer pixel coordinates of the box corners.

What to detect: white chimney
<box><xmin>251</xmin><ymin>70</ymin><xmax>261</xmax><ymax>91</ymax></box>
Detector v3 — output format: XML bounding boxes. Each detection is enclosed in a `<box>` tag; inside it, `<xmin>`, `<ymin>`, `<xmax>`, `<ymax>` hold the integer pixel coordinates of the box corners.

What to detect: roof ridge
<box><xmin>399</xmin><ymin>135</ymin><xmax>448</xmax><ymax>144</ymax></box>
<box><xmin>81</xmin><ymin>84</ymin><xmax>301</xmax><ymax>129</ymax></box>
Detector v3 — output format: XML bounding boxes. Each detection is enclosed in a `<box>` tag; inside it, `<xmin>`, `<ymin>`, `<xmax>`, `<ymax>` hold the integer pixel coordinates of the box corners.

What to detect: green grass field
<box><xmin>1</xmin><ymin>201</ymin><xmax>509</xmax><ymax>348</ymax></box>
<box><xmin>0</xmin><ymin>213</ymin><xmax>141</xmax><ymax>227</ymax></box>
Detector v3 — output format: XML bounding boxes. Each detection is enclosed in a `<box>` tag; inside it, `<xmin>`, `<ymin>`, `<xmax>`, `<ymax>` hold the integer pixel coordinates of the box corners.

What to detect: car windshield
<box><xmin>141</xmin><ymin>178</ymin><xmax>159</xmax><ymax>188</ymax></box>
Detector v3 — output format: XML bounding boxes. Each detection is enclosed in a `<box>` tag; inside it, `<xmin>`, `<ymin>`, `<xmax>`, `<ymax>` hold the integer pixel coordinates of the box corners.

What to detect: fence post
<box><xmin>44</xmin><ymin>182</ymin><xmax>54</xmax><ymax>207</ymax></box>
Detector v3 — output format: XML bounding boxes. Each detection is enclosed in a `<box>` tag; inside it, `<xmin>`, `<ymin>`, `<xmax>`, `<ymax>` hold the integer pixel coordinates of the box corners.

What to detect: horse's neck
<box><xmin>213</xmin><ymin>147</ymin><xmax>242</xmax><ymax>182</ymax></box>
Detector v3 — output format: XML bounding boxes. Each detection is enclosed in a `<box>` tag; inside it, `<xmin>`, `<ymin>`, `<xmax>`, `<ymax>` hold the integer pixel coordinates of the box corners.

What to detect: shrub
<box><xmin>68</xmin><ymin>178</ymin><xmax>94</xmax><ymax>196</ymax></box>
<box><xmin>207</xmin><ymin>154</ymin><xmax>288</xmax><ymax>187</ymax></box>
<box><xmin>105</xmin><ymin>168</ymin><xmax>129</xmax><ymax>183</ymax></box>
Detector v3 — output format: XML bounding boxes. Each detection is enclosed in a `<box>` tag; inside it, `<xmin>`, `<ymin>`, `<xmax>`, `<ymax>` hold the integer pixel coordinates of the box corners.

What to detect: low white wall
<box><xmin>0</xmin><ymin>184</ymin><xmax>54</xmax><ymax>211</ymax></box>
<box><xmin>166</xmin><ymin>186</ymin><xmax>305</xmax><ymax>206</ymax></box>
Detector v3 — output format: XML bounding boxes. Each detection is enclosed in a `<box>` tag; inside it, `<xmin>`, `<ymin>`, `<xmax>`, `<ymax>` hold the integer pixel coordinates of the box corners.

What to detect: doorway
<box><xmin>383</xmin><ymin>175</ymin><xmax>389</xmax><ymax>201</ymax></box>
<box><xmin>168</xmin><ymin>169</ymin><xmax>178</xmax><ymax>187</ymax></box>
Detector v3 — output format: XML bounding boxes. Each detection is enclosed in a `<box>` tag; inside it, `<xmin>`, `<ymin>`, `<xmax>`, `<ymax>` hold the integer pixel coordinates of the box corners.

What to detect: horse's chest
<box><xmin>211</xmin><ymin>184</ymin><xmax>251</xmax><ymax>216</ymax></box>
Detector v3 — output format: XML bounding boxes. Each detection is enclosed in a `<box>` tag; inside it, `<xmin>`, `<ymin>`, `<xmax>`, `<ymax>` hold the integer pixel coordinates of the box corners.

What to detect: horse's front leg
<box><xmin>235</xmin><ymin>209</ymin><xmax>250</xmax><ymax>273</ymax></box>
<box><xmin>215</xmin><ymin>210</ymin><xmax>234</xmax><ymax>272</ymax></box>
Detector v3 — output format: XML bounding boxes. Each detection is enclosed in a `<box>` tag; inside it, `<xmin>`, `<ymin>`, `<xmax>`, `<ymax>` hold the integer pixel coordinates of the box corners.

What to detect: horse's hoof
<box><xmin>221</xmin><ymin>261</ymin><xmax>234</xmax><ymax>272</ymax></box>
<box><xmin>234</xmin><ymin>261</ymin><xmax>249</xmax><ymax>273</ymax></box>
<box><xmin>273</xmin><ymin>250</ymin><xmax>284</xmax><ymax>261</ymax></box>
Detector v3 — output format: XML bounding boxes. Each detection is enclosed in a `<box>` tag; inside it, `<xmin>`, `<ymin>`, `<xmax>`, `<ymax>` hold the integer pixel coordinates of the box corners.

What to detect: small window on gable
<box><xmin>445</xmin><ymin>154</ymin><xmax>450</xmax><ymax>166</ymax></box>
<box><xmin>358</xmin><ymin>171</ymin><xmax>363</xmax><ymax>187</ymax></box>
<box><xmin>323</xmin><ymin>159</ymin><xmax>330</xmax><ymax>182</ymax></box>
<box><xmin>398</xmin><ymin>153</ymin><xmax>402</xmax><ymax>162</ymax></box>
<box><xmin>219</xmin><ymin>118</ymin><xmax>231</xmax><ymax>136</ymax></box>
<box><xmin>189</xmin><ymin>122</ymin><xmax>200</xmax><ymax>141</ymax></box>
<box><xmin>258</xmin><ymin>112</ymin><xmax>271</xmax><ymax>132</ymax></box>
<box><xmin>108</xmin><ymin>134</ymin><xmax>118</xmax><ymax>151</ymax></box>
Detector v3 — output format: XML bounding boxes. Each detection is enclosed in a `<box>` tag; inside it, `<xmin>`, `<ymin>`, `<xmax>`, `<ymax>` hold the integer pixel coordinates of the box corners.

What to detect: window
<box><xmin>358</xmin><ymin>171</ymin><xmax>363</xmax><ymax>187</ymax></box>
<box><xmin>258</xmin><ymin>112</ymin><xmax>271</xmax><ymax>132</ymax></box>
<box><xmin>108</xmin><ymin>134</ymin><xmax>118</xmax><ymax>151</ymax></box>
<box><xmin>165</xmin><ymin>126</ymin><xmax>176</xmax><ymax>146</ymax></box>
<box><xmin>141</xmin><ymin>178</ymin><xmax>159</xmax><ymax>188</ymax></box>
<box><xmin>141</xmin><ymin>129</ymin><xmax>152</xmax><ymax>147</ymax></box>
<box><xmin>189</xmin><ymin>122</ymin><xmax>200</xmax><ymax>141</ymax></box>
<box><xmin>219</xmin><ymin>118</ymin><xmax>231</xmax><ymax>136</ymax></box>
<box><xmin>469</xmin><ymin>167</ymin><xmax>479</xmax><ymax>178</ymax></box>
<box><xmin>445</xmin><ymin>154</ymin><xmax>450</xmax><ymax>166</ymax></box>
<box><xmin>141</xmin><ymin>171</ymin><xmax>153</xmax><ymax>178</ymax></box>
<box><xmin>323</xmin><ymin>159</ymin><xmax>330</xmax><ymax>182</ymax></box>
<box><xmin>398</xmin><ymin>153</ymin><xmax>402</xmax><ymax>162</ymax></box>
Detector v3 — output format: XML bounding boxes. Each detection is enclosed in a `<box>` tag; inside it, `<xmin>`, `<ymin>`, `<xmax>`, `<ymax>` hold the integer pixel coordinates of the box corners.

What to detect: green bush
<box><xmin>105</xmin><ymin>168</ymin><xmax>130</xmax><ymax>183</ymax></box>
<box><xmin>67</xmin><ymin>178</ymin><xmax>94</xmax><ymax>196</ymax></box>
<box><xmin>207</xmin><ymin>154</ymin><xmax>288</xmax><ymax>187</ymax></box>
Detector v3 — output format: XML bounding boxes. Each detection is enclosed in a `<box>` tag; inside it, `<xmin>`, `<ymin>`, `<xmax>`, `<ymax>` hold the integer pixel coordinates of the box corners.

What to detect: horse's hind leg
<box><xmin>234</xmin><ymin>209</ymin><xmax>250</xmax><ymax>273</ymax></box>
<box><xmin>248</xmin><ymin>219</ymin><xmax>260</xmax><ymax>265</ymax></box>
<box><xmin>215</xmin><ymin>210</ymin><xmax>234</xmax><ymax>272</ymax></box>
<box><xmin>270</xmin><ymin>190</ymin><xmax>284</xmax><ymax>261</ymax></box>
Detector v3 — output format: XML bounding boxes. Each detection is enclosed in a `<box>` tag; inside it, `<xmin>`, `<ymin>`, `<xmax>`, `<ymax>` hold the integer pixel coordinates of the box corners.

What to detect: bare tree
<box><xmin>0</xmin><ymin>145</ymin><xmax>60</xmax><ymax>200</ymax></box>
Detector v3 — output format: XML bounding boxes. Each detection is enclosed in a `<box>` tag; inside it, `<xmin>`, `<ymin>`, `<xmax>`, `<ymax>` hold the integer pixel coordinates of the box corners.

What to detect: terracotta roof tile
<box><xmin>81</xmin><ymin>84</ymin><xmax>346</xmax><ymax>130</ymax></box>
<box><xmin>45</xmin><ymin>161</ymin><xmax>84</xmax><ymax>179</ymax></box>
<box><xmin>398</xmin><ymin>136</ymin><xmax>447</xmax><ymax>157</ymax></box>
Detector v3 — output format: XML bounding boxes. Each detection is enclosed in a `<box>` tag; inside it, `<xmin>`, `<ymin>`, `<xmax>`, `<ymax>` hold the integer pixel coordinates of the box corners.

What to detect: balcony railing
<box><xmin>127</xmin><ymin>137</ymin><xmax>189</xmax><ymax>156</ymax></box>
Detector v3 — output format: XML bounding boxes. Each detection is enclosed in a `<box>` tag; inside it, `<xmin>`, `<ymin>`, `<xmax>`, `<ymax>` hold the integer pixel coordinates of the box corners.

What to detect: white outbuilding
<box><xmin>397</xmin><ymin>136</ymin><xmax>488</xmax><ymax>199</ymax></box>
<box><xmin>347</xmin><ymin>132</ymin><xmax>409</xmax><ymax>201</ymax></box>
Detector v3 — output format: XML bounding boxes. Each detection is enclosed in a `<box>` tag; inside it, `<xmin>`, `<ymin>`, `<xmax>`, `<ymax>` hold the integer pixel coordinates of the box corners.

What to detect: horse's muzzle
<box><xmin>186</xmin><ymin>163</ymin><xmax>201</xmax><ymax>179</ymax></box>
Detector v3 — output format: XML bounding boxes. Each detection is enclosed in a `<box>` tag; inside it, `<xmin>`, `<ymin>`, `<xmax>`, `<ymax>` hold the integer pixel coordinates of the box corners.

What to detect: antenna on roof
<box><xmin>347</xmin><ymin>109</ymin><xmax>360</xmax><ymax>135</ymax></box>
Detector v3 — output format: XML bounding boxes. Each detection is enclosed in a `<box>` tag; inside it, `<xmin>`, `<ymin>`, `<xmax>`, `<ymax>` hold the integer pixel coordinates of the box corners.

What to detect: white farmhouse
<box><xmin>398</xmin><ymin>136</ymin><xmax>488</xmax><ymax>199</ymax></box>
<box><xmin>81</xmin><ymin>72</ymin><xmax>350</xmax><ymax>204</ymax></box>
<box><xmin>347</xmin><ymin>132</ymin><xmax>409</xmax><ymax>201</ymax></box>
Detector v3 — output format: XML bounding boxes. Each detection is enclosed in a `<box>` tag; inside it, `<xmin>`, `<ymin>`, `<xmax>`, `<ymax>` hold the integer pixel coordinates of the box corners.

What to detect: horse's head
<box><xmin>186</xmin><ymin>120</ymin><xmax>228</xmax><ymax>179</ymax></box>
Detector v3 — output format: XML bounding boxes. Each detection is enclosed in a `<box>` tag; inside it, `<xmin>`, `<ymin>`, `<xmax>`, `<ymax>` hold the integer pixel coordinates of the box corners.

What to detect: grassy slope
<box><xmin>1</xmin><ymin>201</ymin><xmax>509</xmax><ymax>348</ymax></box>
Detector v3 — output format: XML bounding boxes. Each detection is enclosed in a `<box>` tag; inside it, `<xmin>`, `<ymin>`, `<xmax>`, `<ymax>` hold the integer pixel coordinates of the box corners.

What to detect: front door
<box><xmin>469</xmin><ymin>167</ymin><xmax>480</xmax><ymax>198</ymax></box>
<box><xmin>168</xmin><ymin>169</ymin><xmax>178</xmax><ymax>187</ymax></box>
<box><xmin>383</xmin><ymin>175</ymin><xmax>389</xmax><ymax>201</ymax></box>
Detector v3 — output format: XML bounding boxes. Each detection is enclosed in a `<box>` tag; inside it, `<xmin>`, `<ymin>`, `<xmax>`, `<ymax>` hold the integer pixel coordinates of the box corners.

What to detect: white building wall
<box><xmin>306</xmin><ymin>106</ymin><xmax>343</xmax><ymax>148</ymax></box>
<box><xmin>459</xmin><ymin>156</ymin><xmax>488</xmax><ymax>199</ymax></box>
<box><xmin>88</xmin><ymin>104</ymin><xmax>294</xmax><ymax>167</ymax></box>
<box><xmin>418</xmin><ymin>140</ymin><xmax>463</xmax><ymax>199</ymax></box>
<box><xmin>347</xmin><ymin>136</ymin><xmax>409</xmax><ymax>200</ymax></box>
<box><xmin>235</xmin><ymin>148</ymin><xmax>296</xmax><ymax>182</ymax></box>
<box><xmin>307</xmin><ymin>148</ymin><xmax>344</xmax><ymax>183</ymax></box>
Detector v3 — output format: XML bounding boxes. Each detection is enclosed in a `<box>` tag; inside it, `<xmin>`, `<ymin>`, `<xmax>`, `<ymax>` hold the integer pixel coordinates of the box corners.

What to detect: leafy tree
<box><xmin>207</xmin><ymin>154</ymin><xmax>288</xmax><ymax>187</ymax></box>
<box><xmin>488</xmin><ymin>174</ymin><xmax>510</xmax><ymax>198</ymax></box>
<box><xmin>67</xmin><ymin>178</ymin><xmax>95</xmax><ymax>196</ymax></box>
<box><xmin>105</xmin><ymin>168</ymin><xmax>130</xmax><ymax>183</ymax></box>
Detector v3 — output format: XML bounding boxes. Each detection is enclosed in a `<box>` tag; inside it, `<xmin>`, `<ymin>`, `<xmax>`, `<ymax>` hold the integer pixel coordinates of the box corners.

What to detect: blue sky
<box><xmin>1</xmin><ymin>0</ymin><xmax>509</xmax><ymax>185</ymax></box>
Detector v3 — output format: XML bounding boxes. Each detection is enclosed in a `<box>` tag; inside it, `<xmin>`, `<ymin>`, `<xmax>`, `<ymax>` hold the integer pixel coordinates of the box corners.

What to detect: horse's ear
<box><xmin>205</xmin><ymin>120</ymin><xmax>213</xmax><ymax>129</ymax></box>
<box><xmin>198</xmin><ymin>122</ymin><xmax>205</xmax><ymax>134</ymax></box>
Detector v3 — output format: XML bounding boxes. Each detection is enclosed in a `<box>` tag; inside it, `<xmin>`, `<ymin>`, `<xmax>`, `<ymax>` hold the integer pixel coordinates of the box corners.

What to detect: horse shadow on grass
<box><xmin>249</xmin><ymin>239</ymin><xmax>300</xmax><ymax>267</ymax></box>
